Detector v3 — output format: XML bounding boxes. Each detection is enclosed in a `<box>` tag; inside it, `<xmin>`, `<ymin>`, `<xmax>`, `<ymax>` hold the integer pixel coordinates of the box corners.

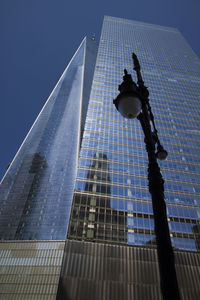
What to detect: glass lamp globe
<box><xmin>156</xmin><ymin>145</ymin><xmax>168</xmax><ymax>160</ymax></box>
<box><xmin>118</xmin><ymin>94</ymin><xmax>141</xmax><ymax>119</ymax></box>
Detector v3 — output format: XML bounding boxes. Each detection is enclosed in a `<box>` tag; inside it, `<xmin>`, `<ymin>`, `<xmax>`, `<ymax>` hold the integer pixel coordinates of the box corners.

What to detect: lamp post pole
<box><xmin>113</xmin><ymin>53</ymin><xmax>181</xmax><ymax>300</ymax></box>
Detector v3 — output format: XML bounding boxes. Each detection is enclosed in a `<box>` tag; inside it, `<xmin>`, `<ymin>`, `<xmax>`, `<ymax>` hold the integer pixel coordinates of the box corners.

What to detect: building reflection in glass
<box><xmin>68</xmin><ymin>152</ymin><xmax>128</xmax><ymax>243</ymax></box>
<box><xmin>69</xmin><ymin>149</ymin><xmax>200</xmax><ymax>250</ymax></box>
<box><xmin>192</xmin><ymin>224</ymin><xmax>200</xmax><ymax>251</ymax></box>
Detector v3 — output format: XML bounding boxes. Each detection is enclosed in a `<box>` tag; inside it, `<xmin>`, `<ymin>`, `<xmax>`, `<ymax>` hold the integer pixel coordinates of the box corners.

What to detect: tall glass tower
<box><xmin>0</xmin><ymin>37</ymin><xmax>97</xmax><ymax>240</ymax></box>
<box><xmin>67</xmin><ymin>16</ymin><xmax>200</xmax><ymax>251</ymax></box>
<box><xmin>0</xmin><ymin>16</ymin><xmax>200</xmax><ymax>299</ymax></box>
<box><xmin>0</xmin><ymin>37</ymin><xmax>98</xmax><ymax>299</ymax></box>
<box><xmin>59</xmin><ymin>17</ymin><xmax>200</xmax><ymax>299</ymax></box>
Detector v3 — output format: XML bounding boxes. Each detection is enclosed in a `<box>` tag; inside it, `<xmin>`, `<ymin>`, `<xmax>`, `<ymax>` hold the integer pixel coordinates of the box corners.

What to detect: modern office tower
<box><xmin>0</xmin><ymin>37</ymin><xmax>98</xmax><ymax>298</ymax></box>
<box><xmin>0</xmin><ymin>16</ymin><xmax>200</xmax><ymax>300</ymax></box>
<box><xmin>58</xmin><ymin>17</ymin><xmax>200</xmax><ymax>299</ymax></box>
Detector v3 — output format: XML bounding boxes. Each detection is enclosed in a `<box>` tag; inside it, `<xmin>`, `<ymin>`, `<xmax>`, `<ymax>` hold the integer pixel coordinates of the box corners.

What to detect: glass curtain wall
<box><xmin>68</xmin><ymin>16</ymin><xmax>200</xmax><ymax>252</ymax></box>
<box><xmin>0</xmin><ymin>38</ymin><xmax>98</xmax><ymax>240</ymax></box>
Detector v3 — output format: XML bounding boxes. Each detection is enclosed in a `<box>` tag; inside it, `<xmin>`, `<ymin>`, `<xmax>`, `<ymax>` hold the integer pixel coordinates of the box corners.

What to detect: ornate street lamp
<box><xmin>113</xmin><ymin>53</ymin><xmax>181</xmax><ymax>300</ymax></box>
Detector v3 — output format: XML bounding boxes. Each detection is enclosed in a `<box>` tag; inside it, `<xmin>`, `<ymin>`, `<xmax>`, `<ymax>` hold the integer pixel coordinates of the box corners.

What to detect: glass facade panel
<box><xmin>68</xmin><ymin>16</ymin><xmax>200</xmax><ymax>252</ymax></box>
<box><xmin>0</xmin><ymin>38</ymin><xmax>98</xmax><ymax>240</ymax></box>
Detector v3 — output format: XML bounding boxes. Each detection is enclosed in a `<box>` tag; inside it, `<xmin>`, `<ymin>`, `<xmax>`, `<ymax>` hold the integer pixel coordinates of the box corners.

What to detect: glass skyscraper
<box><xmin>68</xmin><ymin>17</ymin><xmax>200</xmax><ymax>252</ymax></box>
<box><xmin>0</xmin><ymin>37</ymin><xmax>98</xmax><ymax>299</ymax></box>
<box><xmin>0</xmin><ymin>37</ymin><xmax>97</xmax><ymax>241</ymax></box>
<box><xmin>1</xmin><ymin>16</ymin><xmax>200</xmax><ymax>299</ymax></box>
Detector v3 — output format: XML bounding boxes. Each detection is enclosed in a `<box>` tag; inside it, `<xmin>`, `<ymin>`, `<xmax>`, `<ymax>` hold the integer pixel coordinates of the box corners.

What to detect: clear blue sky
<box><xmin>0</xmin><ymin>0</ymin><xmax>200</xmax><ymax>180</ymax></box>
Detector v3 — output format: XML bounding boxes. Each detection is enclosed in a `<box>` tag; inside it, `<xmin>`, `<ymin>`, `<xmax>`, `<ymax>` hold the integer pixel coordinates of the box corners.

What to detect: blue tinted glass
<box><xmin>0</xmin><ymin>38</ymin><xmax>98</xmax><ymax>240</ymax></box>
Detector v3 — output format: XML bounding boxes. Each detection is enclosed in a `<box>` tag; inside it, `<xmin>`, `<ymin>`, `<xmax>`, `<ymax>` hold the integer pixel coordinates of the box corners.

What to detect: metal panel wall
<box><xmin>0</xmin><ymin>241</ymin><xmax>65</xmax><ymax>299</ymax></box>
<box><xmin>57</xmin><ymin>240</ymin><xmax>200</xmax><ymax>300</ymax></box>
